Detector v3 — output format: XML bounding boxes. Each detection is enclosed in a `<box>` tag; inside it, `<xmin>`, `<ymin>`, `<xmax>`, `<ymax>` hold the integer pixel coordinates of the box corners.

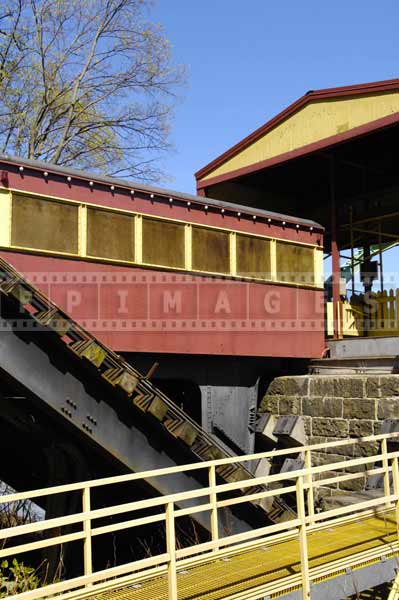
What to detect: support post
<box><xmin>330</xmin><ymin>157</ymin><xmax>341</xmax><ymax>339</ymax></box>
<box><xmin>388</xmin><ymin>572</ymin><xmax>399</xmax><ymax>600</ymax></box>
<box><xmin>349</xmin><ymin>206</ymin><xmax>355</xmax><ymax>297</ymax></box>
<box><xmin>390</xmin><ymin>456</ymin><xmax>399</xmax><ymax>600</ymax></box>
<box><xmin>379</xmin><ymin>222</ymin><xmax>384</xmax><ymax>294</ymax></box>
<box><xmin>381</xmin><ymin>438</ymin><xmax>391</xmax><ymax>508</ymax></box>
<box><xmin>166</xmin><ymin>501</ymin><xmax>178</xmax><ymax>600</ymax></box>
<box><xmin>185</xmin><ymin>224</ymin><xmax>192</xmax><ymax>271</ymax></box>
<box><xmin>392</xmin><ymin>456</ymin><xmax>399</xmax><ymax>542</ymax></box>
<box><xmin>208</xmin><ymin>465</ymin><xmax>219</xmax><ymax>551</ymax></box>
<box><xmin>229</xmin><ymin>232</ymin><xmax>237</xmax><ymax>276</ymax></box>
<box><xmin>78</xmin><ymin>205</ymin><xmax>88</xmax><ymax>257</ymax></box>
<box><xmin>296</xmin><ymin>476</ymin><xmax>311</xmax><ymax>599</ymax></box>
<box><xmin>270</xmin><ymin>239</ymin><xmax>277</xmax><ymax>282</ymax></box>
<box><xmin>0</xmin><ymin>188</ymin><xmax>12</xmax><ymax>248</ymax></box>
<box><xmin>363</xmin><ymin>242</ymin><xmax>372</xmax><ymax>336</ymax></box>
<box><xmin>82</xmin><ymin>487</ymin><xmax>92</xmax><ymax>578</ymax></box>
<box><xmin>134</xmin><ymin>214</ymin><xmax>142</xmax><ymax>263</ymax></box>
<box><xmin>304</xmin><ymin>450</ymin><xmax>315</xmax><ymax>526</ymax></box>
<box><xmin>389</xmin><ymin>458</ymin><xmax>399</xmax><ymax>600</ymax></box>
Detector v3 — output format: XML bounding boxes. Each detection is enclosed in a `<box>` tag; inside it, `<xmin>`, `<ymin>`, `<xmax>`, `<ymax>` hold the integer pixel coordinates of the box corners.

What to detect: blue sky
<box><xmin>152</xmin><ymin>0</ymin><xmax>399</xmax><ymax>194</ymax></box>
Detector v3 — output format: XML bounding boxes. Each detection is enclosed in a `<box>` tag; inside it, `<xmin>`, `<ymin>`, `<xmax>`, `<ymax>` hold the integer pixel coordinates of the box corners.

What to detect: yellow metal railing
<box><xmin>326</xmin><ymin>299</ymin><xmax>364</xmax><ymax>337</ymax></box>
<box><xmin>369</xmin><ymin>289</ymin><xmax>399</xmax><ymax>336</ymax></box>
<box><xmin>327</xmin><ymin>290</ymin><xmax>399</xmax><ymax>338</ymax></box>
<box><xmin>2</xmin><ymin>432</ymin><xmax>399</xmax><ymax>600</ymax></box>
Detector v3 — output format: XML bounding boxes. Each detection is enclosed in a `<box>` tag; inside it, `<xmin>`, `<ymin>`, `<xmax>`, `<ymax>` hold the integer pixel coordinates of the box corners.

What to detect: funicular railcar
<box><xmin>0</xmin><ymin>155</ymin><xmax>324</xmax><ymax>454</ymax></box>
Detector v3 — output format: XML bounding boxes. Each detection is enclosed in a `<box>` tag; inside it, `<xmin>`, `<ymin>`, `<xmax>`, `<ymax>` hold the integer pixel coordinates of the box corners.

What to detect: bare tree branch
<box><xmin>0</xmin><ymin>0</ymin><xmax>185</xmax><ymax>181</ymax></box>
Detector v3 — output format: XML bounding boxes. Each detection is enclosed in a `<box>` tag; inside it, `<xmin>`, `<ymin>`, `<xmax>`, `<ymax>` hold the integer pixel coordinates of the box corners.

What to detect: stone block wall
<box><xmin>259</xmin><ymin>375</ymin><xmax>399</xmax><ymax>496</ymax></box>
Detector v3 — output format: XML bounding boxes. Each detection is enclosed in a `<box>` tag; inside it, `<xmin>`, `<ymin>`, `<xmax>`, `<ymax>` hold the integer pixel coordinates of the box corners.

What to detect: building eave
<box><xmin>195</xmin><ymin>77</ymin><xmax>399</xmax><ymax>182</ymax></box>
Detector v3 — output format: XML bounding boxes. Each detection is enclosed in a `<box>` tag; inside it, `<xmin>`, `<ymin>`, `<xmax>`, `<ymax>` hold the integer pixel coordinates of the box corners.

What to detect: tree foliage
<box><xmin>0</xmin><ymin>559</ymin><xmax>39</xmax><ymax>597</ymax></box>
<box><xmin>0</xmin><ymin>0</ymin><xmax>184</xmax><ymax>181</ymax></box>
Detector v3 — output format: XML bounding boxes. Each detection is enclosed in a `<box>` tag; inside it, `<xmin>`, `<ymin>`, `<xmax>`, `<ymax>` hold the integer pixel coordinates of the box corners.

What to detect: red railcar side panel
<box><xmin>0</xmin><ymin>251</ymin><xmax>325</xmax><ymax>358</ymax></box>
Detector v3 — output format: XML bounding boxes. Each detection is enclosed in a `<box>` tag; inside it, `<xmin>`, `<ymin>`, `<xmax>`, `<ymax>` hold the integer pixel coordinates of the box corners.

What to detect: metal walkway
<box><xmin>92</xmin><ymin>511</ymin><xmax>397</xmax><ymax>600</ymax></box>
<box><xmin>2</xmin><ymin>433</ymin><xmax>399</xmax><ymax>600</ymax></box>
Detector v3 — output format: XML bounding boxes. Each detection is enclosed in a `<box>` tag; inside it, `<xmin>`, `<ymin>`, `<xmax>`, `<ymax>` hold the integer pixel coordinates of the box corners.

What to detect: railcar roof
<box><xmin>0</xmin><ymin>154</ymin><xmax>323</xmax><ymax>230</ymax></box>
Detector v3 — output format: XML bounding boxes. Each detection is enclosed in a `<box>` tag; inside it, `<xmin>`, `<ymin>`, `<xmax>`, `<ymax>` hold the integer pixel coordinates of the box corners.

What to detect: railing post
<box><xmin>296</xmin><ymin>475</ymin><xmax>311</xmax><ymax>599</ymax></box>
<box><xmin>166</xmin><ymin>501</ymin><xmax>178</xmax><ymax>600</ymax></box>
<box><xmin>391</xmin><ymin>457</ymin><xmax>399</xmax><ymax>543</ymax></box>
<box><xmin>208</xmin><ymin>465</ymin><xmax>219</xmax><ymax>552</ymax></box>
<box><xmin>82</xmin><ymin>487</ymin><xmax>92</xmax><ymax>578</ymax></box>
<box><xmin>381</xmin><ymin>438</ymin><xmax>391</xmax><ymax>507</ymax></box>
<box><xmin>304</xmin><ymin>450</ymin><xmax>315</xmax><ymax>526</ymax></box>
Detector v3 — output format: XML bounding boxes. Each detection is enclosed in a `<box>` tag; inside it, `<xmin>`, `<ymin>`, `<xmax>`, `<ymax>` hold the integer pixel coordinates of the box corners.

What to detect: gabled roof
<box><xmin>195</xmin><ymin>78</ymin><xmax>399</xmax><ymax>183</ymax></box>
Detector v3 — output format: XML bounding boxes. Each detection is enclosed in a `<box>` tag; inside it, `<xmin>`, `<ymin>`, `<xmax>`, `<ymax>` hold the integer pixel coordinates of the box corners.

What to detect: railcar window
<box><xmin>9</xmin><ymin>192</ymin><xmax>319</xmax><ymax>288</ymax></box>
<box><xmin>192</xmin><ymin>227</ymin><xmax>230</xmax><ymax>274</ymax></box>
<box><xmin>142</xmin><ymin>217</ymin><xmax>185</xmax><ymax>268</ymax></box>
<box><xmin>236</xmin><ymin>234</ymin><xmax>271</xmax><ymax>279</ymax></box>
<box><xmin>276</xmin><ymin>242</ymin><xmax>314</xmax><ymax>284</ymax></box>
<box><xmin>11</xmin><ymin>194</ymin><xmax>78</xmax><ymax>254</ymax></box>
<box><xmin>87</xmin><ymin>208</ymin><xmax>135</xmax><ymax>262</ymax></box>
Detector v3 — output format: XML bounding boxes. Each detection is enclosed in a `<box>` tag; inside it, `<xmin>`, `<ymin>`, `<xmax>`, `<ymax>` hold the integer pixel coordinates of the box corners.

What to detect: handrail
<box><xmin>2</xmin><ymin>434</ymin><xmax>399</xmax><ymax>600</ymax></box>
<box><xmin>2</xmin><ymin>431</ymin><xmax>398</xmax><ymax>504</ymax></box>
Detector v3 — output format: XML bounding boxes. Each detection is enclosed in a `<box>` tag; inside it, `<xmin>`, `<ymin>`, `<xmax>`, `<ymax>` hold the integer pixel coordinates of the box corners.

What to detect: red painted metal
<box><xmin>0</xmin><ymin>251</ymin><xmax>325</xmax><ymax>358</ymax></box>
<box><xmin>0</xmin><ymin>160</ymin><xmax>325</xmax><ymax>359</ymax></box>
<box><xmin>329</xmin><ymin>158</ymin><xmax>341</xmax><ymax>340</ymax></box>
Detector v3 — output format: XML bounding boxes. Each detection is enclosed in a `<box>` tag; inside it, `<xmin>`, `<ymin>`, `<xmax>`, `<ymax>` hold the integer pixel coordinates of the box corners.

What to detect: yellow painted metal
<box><xmin>229</xmin><ymin>231</ymin><xmax>237</xmax><ymax>276</ymax></box>
<box><xmin>304</xmin><ymin>449</ymin><xmax>315</xmax><ymax>526</ymax></box>
<box><xmin>78</xmin><ymin>204</ymin><xmax>88</xmax><ymax>256</ymax></box>
<box><xmin>80</xmin><ymin>342</ymin><xmax>107</xmax><ymax>367</ymax></box>
<box><xmin>117</xmin><ymin>371</ymin><xmax>138</xmax><ymax>395</ymax></box>
<box><xmin>199</xmin><ymin>91</ymin><xmax>399</xmax><ymax>181</ymax></box>
<box><xmin>0</xmin><ymin>187</ymin><xmax>12</xmax><ymax>247</ymax></box>
<box><xmin>173</xmin><ymin>421</ymin><xmax>198</xmax><ymax>446</ymax></box>
<box><xmin>326</xmin><ymin>300</ymin><xmax>364</xmax><ymax>337</ymax></box>
<box><xmin>166</xmin><ymin>502</ymin><xmax>178</xmax><ymax>600</ymax></box>
<box><xmin>391</xmin><ymin>456</ymin><xmax>399</xmax><ymax>600</ymax></box>
<box><xmin>82</xmin><ymin>487</ymin><xmax>92</xmax><ymax>578</ymax></box>
<box><xmin>382</xmin><ymin>438</ymin><xmax>391</xmax><ymax>507</ymax></box>
<box><xmin>134</xmin><ymin>213</ymin><xmax>142</xmax><ymax>263</ymax></box>
<box><xmin>0</xmin><ymin>530</ymin><xmax>86</xmax><ymax>560</ymax></box>
<box><xmin>4</xmin><ymin>434</ymin><xmax>399</xmax><ymax>600</ymax></box>
<box><xmin>270</xmin><ymin>238</ymin><xmax>277</xmax><ymax>281</ymax></box>
<box><xmin>208</xmin><ymin>465</ymin><xmax>219</xmax><ymax>552</ymax></box>
<box><xmin>296</xmin><ymin>476</ymin><xmax>310</xmax><ymax>599</ymax></box>
<box><xmin>389</xmin><ymin>572</ymin><xmax>399</xmax><ymax>600</ymax></box>
<box><xmin>2</xmin><ymin>431</ymin><xmax>398</xmax><ymax>506</ymax></box>
<box><xmin>70</xmin><ymin>511</ymin><xmax>398</xmax><ymax>600</ymax></box>
<box><xmin>327</xmin><ymin>291</ymin><xmax>399</xmax><ymax>338</ymax></box>
<box><xmin>314</xmin><ymin>247</ymin><xmax>324</xmax><ymax>288</ymax></box>
<box><xmin>369</xmin><ymin>289</ymin><xmax>399</xmax><ymax>336</ymax></box>
<box><xmin>185</xmin><ymin>223</ymin><xmax>193</xmax><ymax>270</ymax></box>
<box><xmin>3</xmin><ymin>189</ymin><xmax>323</xmax><ymax>291</ymax></box>
<box><xmin>147</xmin><ymin>396</ymin><xmax>169</xmax><ymax>421</ymax></box>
